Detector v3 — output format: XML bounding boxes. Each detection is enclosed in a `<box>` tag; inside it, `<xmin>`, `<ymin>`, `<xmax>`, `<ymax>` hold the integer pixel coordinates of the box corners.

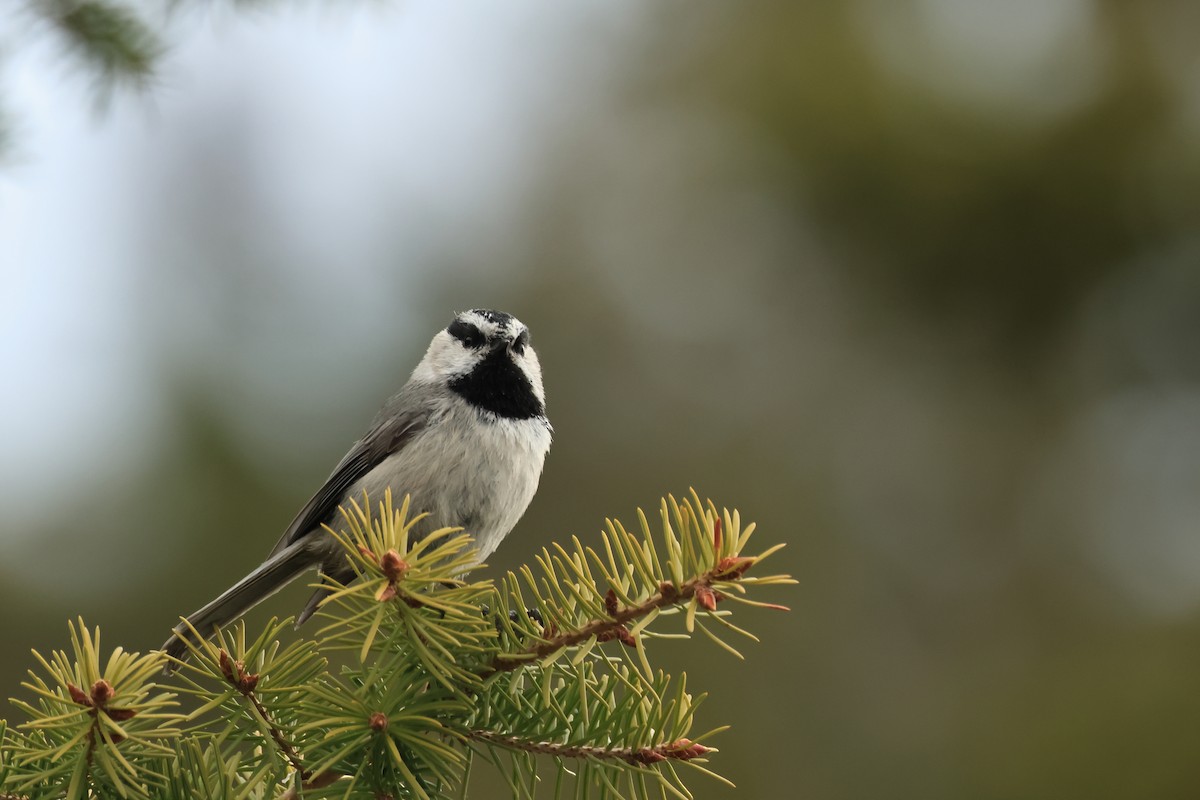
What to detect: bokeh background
<box><xmin>3</xmin><ymin>1</ymin><xmax>1200</xmax><ymax>798</ymax></box>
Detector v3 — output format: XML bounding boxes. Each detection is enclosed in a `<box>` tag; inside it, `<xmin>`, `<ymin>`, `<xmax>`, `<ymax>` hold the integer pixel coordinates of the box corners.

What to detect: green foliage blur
<box><xmin>3</xmin><ymin>2</ymin><xmax>1200</xmax><ymax>799</ymax></box>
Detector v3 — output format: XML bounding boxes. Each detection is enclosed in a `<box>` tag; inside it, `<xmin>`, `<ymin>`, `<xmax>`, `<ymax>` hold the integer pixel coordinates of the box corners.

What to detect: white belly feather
<box><xmin>344</xmin><ymin>401</ymin><xmax>551</xmax><ymax>563</ymax></box>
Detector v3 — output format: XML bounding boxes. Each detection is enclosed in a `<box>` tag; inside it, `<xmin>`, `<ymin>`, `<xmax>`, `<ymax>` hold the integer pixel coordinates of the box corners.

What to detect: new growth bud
<box><xmin>90</xmin><ymin>679</ymin><xmax>115</xmax><ymax>706</ymax></box>
<box><xmin>67</xmin><ymin>682</ymin><xmax>92</xmax><ymax>707</ymax></box>
<box><xmin>380</xmin><ymin>550</ymin><xmax>409</xmax><ymax>582</ymax></box>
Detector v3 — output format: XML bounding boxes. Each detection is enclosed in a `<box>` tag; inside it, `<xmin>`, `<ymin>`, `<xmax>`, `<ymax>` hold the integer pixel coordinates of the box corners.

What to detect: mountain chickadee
<box><xmin>160</xmin><ymin>309</ymin><xmax>551</xmax><ymax>668</ymax></box>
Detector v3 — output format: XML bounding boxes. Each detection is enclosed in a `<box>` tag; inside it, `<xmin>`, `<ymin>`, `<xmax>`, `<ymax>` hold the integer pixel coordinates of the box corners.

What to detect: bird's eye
<box><xmin>511</xmin><ymin>329</ymin><xmax>529</xmax><ymax>355</ymax></box>
<box><xmin>448</xmin><ymin>319</ymin><xmax>485</xmax><ymax>349</ymax></box>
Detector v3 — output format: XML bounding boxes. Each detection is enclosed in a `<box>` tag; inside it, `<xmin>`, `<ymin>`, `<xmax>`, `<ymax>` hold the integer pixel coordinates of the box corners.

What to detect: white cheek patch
<box><xmin>412</xmin><ymin>333</ymin><xmax>479</xmax><ymax>383</ymax></box>
<box><xmin>519</xmin><ymin>350</ymin><xmax>546</xmax><ymax>405</ymax></box>
<box><xmin>439</xmin><ymin>347</ymin><xmax>479</xmax><ymax>377</ymax></box>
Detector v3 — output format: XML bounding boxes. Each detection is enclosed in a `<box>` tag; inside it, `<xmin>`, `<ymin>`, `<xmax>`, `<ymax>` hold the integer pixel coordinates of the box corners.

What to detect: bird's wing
<box><xmin>266</xmin><ymin>402</ymin><xmax>428</xmax><ymax>558</ymax></box>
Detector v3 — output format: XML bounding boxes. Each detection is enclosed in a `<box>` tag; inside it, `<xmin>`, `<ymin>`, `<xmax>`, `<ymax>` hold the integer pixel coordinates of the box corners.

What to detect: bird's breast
<box><xmin>345</xmin><ymin>406</ymin><xmax>550</xmax><ymax>562</ymax></box>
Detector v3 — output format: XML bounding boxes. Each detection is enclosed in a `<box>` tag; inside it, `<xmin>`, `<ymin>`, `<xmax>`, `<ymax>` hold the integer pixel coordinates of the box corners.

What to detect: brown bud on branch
<box><xmin>379</xmin><ymin>550</ymin><xmax>409</xmax><ymax>582</ymax></box>
<box><xmin>89</xmin><ymin>679</ymin><xmax>114</xmax><ymax>706</ymax></box>
<box><xmin>67</xmin><ymin>682</ymin><xmax>92</xmax><ymax>708</ymax></box>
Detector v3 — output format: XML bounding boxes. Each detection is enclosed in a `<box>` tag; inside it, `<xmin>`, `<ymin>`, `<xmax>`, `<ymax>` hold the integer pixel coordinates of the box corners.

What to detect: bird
<box><xmin>160</xmin><ymin>309</ymin><xmax>552</xmax><ymax>670</ymax></box>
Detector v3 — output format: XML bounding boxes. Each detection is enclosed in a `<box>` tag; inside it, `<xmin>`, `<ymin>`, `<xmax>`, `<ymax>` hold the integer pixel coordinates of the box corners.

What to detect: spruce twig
<box><xmin>467</xmin><ymin>730</ymin><xmax>713</xmax><ymax>766</ymax></box>
<box><xmin>215</xmin><ymin>649</ymin><xmax>307</xmax><ymax>780</ymax></box>
<box><xmin>484</xmin><ymin>560</ymin><xmax>764</xmax><ymax>677</ymax></box>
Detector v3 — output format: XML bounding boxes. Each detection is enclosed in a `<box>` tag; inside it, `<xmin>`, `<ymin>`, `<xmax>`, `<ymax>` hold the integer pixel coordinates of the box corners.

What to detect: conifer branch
<box><xmin>216</xmin><ymin>649</ymin><xmax>308</xmax><ymax>780</ymax></box>
<box><xmin>485</xmin><ymin>558</ymin><xmax>759</xmax><ymax>677</ymax></box>
<box><xmin>467</xmin><ymin>730</ymin><xmax>712</xmax><ymax>766</ymax></box>
<box><xmin>1</xmin><ymin>490</ymin><xmax>793</xmax><ymax>799</ymax></box>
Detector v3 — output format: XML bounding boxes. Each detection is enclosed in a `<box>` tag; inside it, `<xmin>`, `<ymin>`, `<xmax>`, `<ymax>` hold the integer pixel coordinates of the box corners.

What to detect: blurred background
<box><xmin>3</xmin><ymin>1</ymin><xmax>1200</xmax><ymax>797</ymax></box>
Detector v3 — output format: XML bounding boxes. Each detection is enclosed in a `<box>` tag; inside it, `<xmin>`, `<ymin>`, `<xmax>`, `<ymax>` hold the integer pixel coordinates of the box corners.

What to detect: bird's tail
<box><xmin>160</xmin><ymin>542</ymin><xmax>315</xmax><ymax>673</ymax></box>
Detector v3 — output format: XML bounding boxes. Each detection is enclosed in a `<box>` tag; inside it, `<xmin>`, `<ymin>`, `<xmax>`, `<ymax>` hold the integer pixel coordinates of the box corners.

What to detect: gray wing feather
<box><xmin>267</xmin><ymin>399</ymin><xmax>428</xmax><ymax>557</ymax></box>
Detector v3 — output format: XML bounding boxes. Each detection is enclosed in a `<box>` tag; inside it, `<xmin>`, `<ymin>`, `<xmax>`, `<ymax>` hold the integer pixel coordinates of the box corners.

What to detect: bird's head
<box><xmin>415</xmin><ymin>309</ymin><xmax>546</xmax><ymax>420</ymax></box>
